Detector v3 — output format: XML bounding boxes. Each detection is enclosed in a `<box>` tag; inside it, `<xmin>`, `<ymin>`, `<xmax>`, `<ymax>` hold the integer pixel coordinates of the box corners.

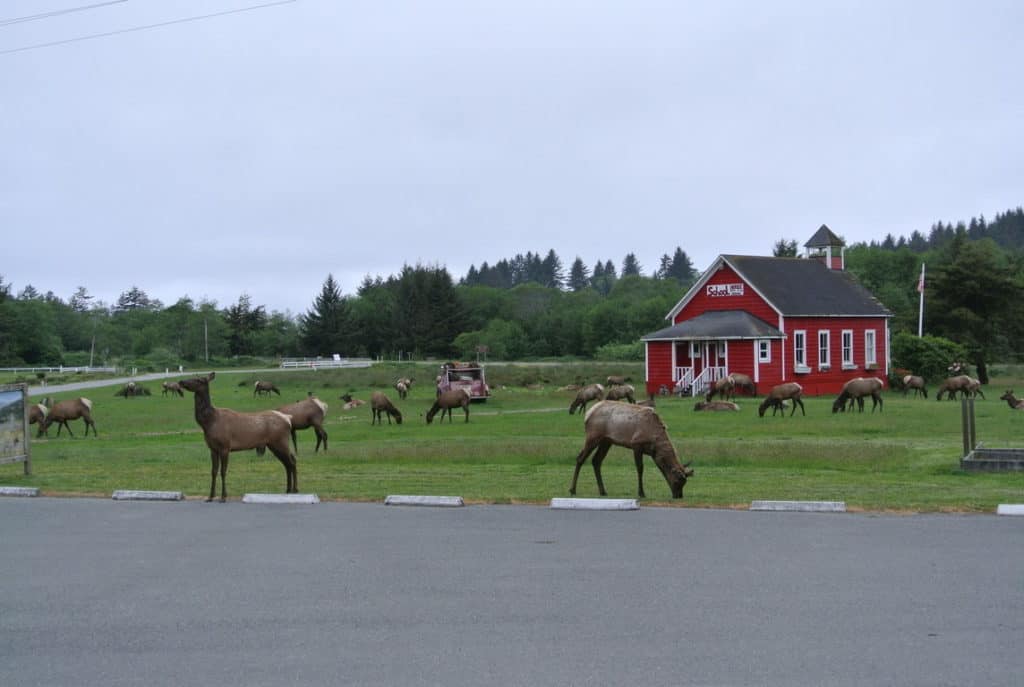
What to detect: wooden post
<box><xmin>961</xmin><ymin>398</ymin><xmax>971</xmax><ymax>458</ymax></box>
<box><xmin>968</xmin><ymin>397</ymin><xmax>977</xmax><ymax>452</ymax></box>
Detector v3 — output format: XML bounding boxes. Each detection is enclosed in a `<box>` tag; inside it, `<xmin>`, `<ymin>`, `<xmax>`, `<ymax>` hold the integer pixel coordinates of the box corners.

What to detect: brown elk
<box><xmin>253</xmin><ymin>380</ymin><xmax>281</xmax><ymax>397</ymax></box>
<box><xmin>999</xmin><ymin>390</ymin><xmax>1024</xmax><ymax>409</ymax></box>
<box><xmin>936</xmin><ymin>375</ymin><xmax>973</xmax><ymax>401</ymax></box>
<box><xmin>832</xmin><ymin>377</ymin><xmax>883</xmax><ymax>413</ymax></box>
<box><xmin>27</xmin><ymin>402</ymin><xmax>49</xmax><ymax>437</ymax></box>
<box><xmin>569</xmin><ymin>383</ymin><xmax>605</xmax><ymax>415</ymax></box>
<box><xmin>694</xmin><ymin>400</ymin><xmax>740</xmax><ymax>411</ymax></box>
<box><xmin>569</xmin><ymin>401</ymin><xmax>694</xmax><ymax>499</ymax></box>
<box><xmin>605</xmin><ymin>384</ymin><xmax>636</xmax><ymax>403</ymax></box>
<box><xmin>758</xmin><ymin>383</ymin><xmax>805</xmax><ymax>417</ymax></box>
<box><xmin>162</xmin><ymin>381</ymin><xmax>184</xmax><ymax>397</ymax></box>
<box><xmin>901</xmin><ymin>375</ymin><xmax>927</xmax><ymax>399</ymax></box>
<box><xmin>371</xmin><ymin>391</ymin><xmax>403</xmax><ymax>425</ymax></box>
<box><xmin>180</xmin><ymin>372</ymin><xmax>298</xmax><ymax>501</ymax></box>
<box><xmin>340</xmin><ymin>393</ymin><xmax>366</xmax><ymax>410</ymax></box>
<box><xmin>606</xmin><ymin>375</ymin><xmax>630</xmax><ymax>386</ymax></box>
<box><xmin>966</xmin><ymin>377</ymin><xmax>986</xmax><ymax>400</ymax></box>
<box><xmin>395</xmin><ymin>379</ymin><xmax>411</xmax><ymax>400</ymax></box>
<box><xmin>705</xmin><ymin>376</ymin><xmax>735</xmax><ymax>402</ymax></box>
<box><xmin>277</xmin><ymin>396</ymin><xmax>329</xmax><ymax>453</ymax></box>
<box><xmin>41</xmin><ymin>398</ymin><xmax>97</xmax><ymax>437</ymax></box>
<box><xmin>115</xmin><ymin>382</ymin><xmax>150</xmax><ymax>398</ymax></box>
<box><xmin>426</xmin><ymin>388</ymin><xmax>471</xmax><ymax>424</ymax></box>
<box><xmin>728</xmin><ymin>372</ymin><xmax>757</xmax><ymax>397</ymax></box>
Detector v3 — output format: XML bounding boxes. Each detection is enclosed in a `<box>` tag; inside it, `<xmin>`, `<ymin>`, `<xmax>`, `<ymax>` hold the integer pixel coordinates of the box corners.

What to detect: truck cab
<box><xmin>437</xmin><ymin>362</ymin><xmax>490</xmax><ymax>401</ymax></box>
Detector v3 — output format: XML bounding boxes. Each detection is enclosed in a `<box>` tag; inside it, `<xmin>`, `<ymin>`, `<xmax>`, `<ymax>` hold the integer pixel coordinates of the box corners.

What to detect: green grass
<box><xmin>5</xmin><ymin>365</ymin><xmax>1024</xmax><ymax>512</ymax></box>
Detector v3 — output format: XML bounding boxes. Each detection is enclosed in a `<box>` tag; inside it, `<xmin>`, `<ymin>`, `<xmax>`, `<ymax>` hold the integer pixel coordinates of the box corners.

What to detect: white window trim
<box><xmin>757</xmin><ymin>339</ymin><xmax>771</xmax><ymax>364</ymax></box>
<box><xmin>817</xmin><ymin>330</ymin><xmax>831</xmax><ymax>370</ymax></box>
<box><xmin>794</xmin><ymin>330</ymin><xmax>810</xmax><ymax>373</ymax></box>
<box><xmin>841</xmin><ymin>329</ymin><xmax>855</xmax><ymax>370</ymax></box>
<box><xmin>865</xmin><ymin>329</ymin><xmax>877</xmax><ymax>367</ymax></box>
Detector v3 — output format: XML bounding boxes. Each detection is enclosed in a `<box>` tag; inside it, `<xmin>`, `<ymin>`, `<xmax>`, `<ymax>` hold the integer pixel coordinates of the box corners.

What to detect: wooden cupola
<box><xmin>804</xmin><ymin>224</ymin><xmax>846</xmax><ymax>270</ymax></box>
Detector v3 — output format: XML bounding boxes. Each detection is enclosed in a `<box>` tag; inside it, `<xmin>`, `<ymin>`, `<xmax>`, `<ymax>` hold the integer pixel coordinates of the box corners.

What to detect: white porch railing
<box><xmin>673</xmin><ymin>365</ymin><xmax>728</xmax><ymax>397</ymax></box>
<box><xmin>673</xmin><ymin>367</ymin><xmax>693</xmax><ymax>395</ymax></box>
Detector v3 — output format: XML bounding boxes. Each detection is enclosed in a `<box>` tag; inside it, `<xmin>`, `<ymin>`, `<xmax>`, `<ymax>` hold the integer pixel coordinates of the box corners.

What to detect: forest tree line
<box><xmin>1</xmin><ymin>207</ymin><xmax>1022</xmax><ymax>373</ymax></box>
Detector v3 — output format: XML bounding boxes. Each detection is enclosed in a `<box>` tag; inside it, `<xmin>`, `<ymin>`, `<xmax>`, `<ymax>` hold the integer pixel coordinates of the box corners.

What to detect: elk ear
<box><xmin>208</xmin><ymin>371</ymin><xmax>216</xmax><ymax>381</ymax></box>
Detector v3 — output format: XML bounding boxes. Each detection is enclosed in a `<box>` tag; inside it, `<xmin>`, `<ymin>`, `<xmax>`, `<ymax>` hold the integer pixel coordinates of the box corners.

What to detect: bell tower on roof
<box><xmin>804</xmin><ymin>224</ymin><xmax>846</xmax><ymax>270</ymax></box>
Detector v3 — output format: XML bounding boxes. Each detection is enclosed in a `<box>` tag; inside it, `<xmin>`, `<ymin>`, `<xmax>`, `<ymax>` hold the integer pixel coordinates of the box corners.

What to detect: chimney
<box><xmin>803</xmin><ymin>224</ymin><xmax>846</xmax><ymax>270</ymax></box>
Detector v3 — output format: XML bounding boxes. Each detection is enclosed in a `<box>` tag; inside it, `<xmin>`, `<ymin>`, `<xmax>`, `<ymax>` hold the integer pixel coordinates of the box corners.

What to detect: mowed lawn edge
<box><xmin>6</xmin><ymin>369</ymin><xmax>1024</xmax><ymax>512</ymax></box>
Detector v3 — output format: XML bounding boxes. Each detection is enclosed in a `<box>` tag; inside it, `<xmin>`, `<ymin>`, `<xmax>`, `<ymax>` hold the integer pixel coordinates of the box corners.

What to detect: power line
<box><xmin>0</xmin><ymin>1</ymin><xmax>128</xmax><ymax>27</ymax></box>
<box><xmin>0</xmin><ymin>0</ymin><xmax>297</xmax><ymax>56</ymax></box>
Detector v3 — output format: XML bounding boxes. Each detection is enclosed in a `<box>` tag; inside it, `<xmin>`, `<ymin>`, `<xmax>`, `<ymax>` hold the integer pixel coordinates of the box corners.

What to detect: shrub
<box><xmin>891</xmin><ymin>333</ymin><xmax>967</xmax><ymax>384</ymax></box>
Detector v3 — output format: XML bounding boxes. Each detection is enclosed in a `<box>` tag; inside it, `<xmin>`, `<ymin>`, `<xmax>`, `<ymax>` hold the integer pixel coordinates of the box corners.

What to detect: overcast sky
<box><xmin>3</xmin><ymin>1</ymin><xmax>1021</xmax><ymax>314</ymax></box>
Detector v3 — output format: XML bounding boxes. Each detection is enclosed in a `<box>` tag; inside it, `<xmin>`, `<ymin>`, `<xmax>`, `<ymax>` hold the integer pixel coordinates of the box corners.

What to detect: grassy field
<box><xmin>4</xmin><ymin>362</ymin><xmax>1024</xmax><ymax>511</ymax></box>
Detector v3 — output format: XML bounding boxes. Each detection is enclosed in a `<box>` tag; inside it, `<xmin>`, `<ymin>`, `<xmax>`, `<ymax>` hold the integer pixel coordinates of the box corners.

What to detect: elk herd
<box><xmin>19</xmin><ymin>363</ymin><xmax>1018</xmax><ymax>502</ymax></box>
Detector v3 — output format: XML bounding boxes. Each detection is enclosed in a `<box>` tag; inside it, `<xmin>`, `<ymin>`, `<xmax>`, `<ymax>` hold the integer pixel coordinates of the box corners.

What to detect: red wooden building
<box><xmin>642</xmin><ymin>226</ymin><xmax>892</xmax><ymax>397</ymax></box>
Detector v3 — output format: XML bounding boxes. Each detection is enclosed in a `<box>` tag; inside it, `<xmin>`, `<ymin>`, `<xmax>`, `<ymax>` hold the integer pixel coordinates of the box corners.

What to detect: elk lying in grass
<box><xmin>605</xmin><ymin>384</ymin><xmax>636</xmax><ymax>403</ymax></box>
<box><xmin>426</xmin><ymin>389</ymin><xmax>471</xmax><ymax>424</ymax></box>
<box><xmin>936</xmin><ymin>375</ymin><xmax>974</xmax><ymax>400</ymax></box>
<box><xmin>999</xmin><ymin>390</ymin><xmax>1024</xmax><ymax>410</ymax></box>
<box><xmin>180</xmin><ymin>372</ymin><xmax>297</xmax><ymax>501</ymax></box>
<box><xmin>340</xmin><ymin>393</ymin><xmax>366</xmax><ymax>410</ymax></box>
<box><xmin>901</xmin><ymin>375</ymin><xmax>927</xmax><ymax>399</ymax></box>
<box><xmin>569</xmin><ymin>383</ymin><xmax>604</xmax><ymax>416</ymax></box>
<box><xmin>371</xmin><ymin>391</ymin><xmax>403</xmax><ymax>425</ymax></box>
<box><xmin>705</xmin><ymin>376</ymin><xmax>735</xmax><ymax>402</ymax></box>
<box><xmin>41</xmin><ymin>398</ymin><xmax>97</xmax><ymax>437</ymax></box>
<box><xmin>832</xmin><ymin>377</ymin><xmax>883</xmax><ymax>414</ymax></box>
<box><xmin>115</xmin><ymin>382</ymin><xmax>150</xmax><ymax>398</ymax></box>
<box><xmin>277</xmin><ymin>396</ymin><xmax>329</xmax><ymax>453</ymax></box>
<box><xmin>758</xmin><ymin>383</ymin><xmax>805</xmax><ymax>417</ymax></box>
<box><xmin>569</xmin><ymin>401</ymin><xmax>693</xmax><ymax>499</ymax></box>
<box><xmin>253</xmin><ymin>380</ymin><xmax>281</xmax><ymax>397</ymax></box>
<box><xmin>694</xmin><ymin>400</ymin><xmax>740</xmax><ymax>411</ymax></box>
<box><xmin>162</xmin><ymin>381</ymin><xmax>184</xmax><ymax>397</ymax></box>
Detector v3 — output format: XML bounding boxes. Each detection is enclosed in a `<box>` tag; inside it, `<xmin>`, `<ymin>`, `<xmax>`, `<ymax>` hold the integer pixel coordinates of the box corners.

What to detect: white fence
<box><xmin>0</xmin><ymin>366</ymin><xmax>117</xmax><ymax>374</ymax></box>
<box><xmin>279</xmin><ymin>357</ymin><xmax>373</xmax><ymax>370</ymax></box>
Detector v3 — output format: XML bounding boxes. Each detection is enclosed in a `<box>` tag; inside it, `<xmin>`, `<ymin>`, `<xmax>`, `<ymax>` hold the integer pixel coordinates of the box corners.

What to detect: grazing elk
<box><xmin>705</xmin><ymin>376</ymin><xmax>735</xmax><ymax>402</ymax></box>
<box><xmin>277</xmin><ymin>396</ymin><xmax>329</xmax><ymax>453</ymax></box>
<box><xmin>605</xmin><ymin>384</ymin><xmax>636</xmax><ymax>403</ymax></box>
<box><xmin>180</xmin><ymin>372</ymin><xmax>297</xmax><ymax>502</ymax></box>
<box><xmin>40</xmin><ymin>398</ymin><xmax>97</xmax><ymax>437</ymax></box>
<box><xmin>694</xmin><ymin>400</ymin><xmax>740</xmax><ymax>411</ymax></box>
<box><xmin>371</xmin><ymin>391</ymin><xmax>403</xmax><ymax>425</ymax></box>
<box><xmin>568</xmin><ymin>384</ymin><xmax>605</xmax><ymax>416</ymax></box>
<box><xmin>901</xmin><ymin>375</ymin><xmax>927</xmax><ymax>399</ymax></box>
<box><xmin>606</xmin><ymin>375</ymin><xmax>630</xmax><ymax>386</ymax></box>
<box><xmin>999</xmin><ymin>390</ymin><xmax>1024</xmax><ymax>410</ymax></box>
<box><xmin>936</xmin><ymin>375</ymin><xmax>974</xmax><ymax>401</ymax></box>
<box><xmin>569</xmin><ymin>401</ymin><xmax>693</xmax><ymax>499</ymax></box>
<box><xmin>728</xmin><ymin>372</ymin><xmax>757</xmax><ymax>397</ymax></box>
<box><xmin>162</xmin><ymin>381</ymin><xmax>184</xmax><ymax>397</ymax></box>
<box><xmin>832</xmin><ymin>377</ymin><xmax>883</xmax><ymax>414</ymax></box>
<box><xmin>426</xmin><ymin>389</ymin><xmax>471</xmax><ymax>424</ymax></box>
<box><xmin>115</xmin><ymin>382</ymin><xmax>150</xmax><ymax>398</ymax></box>
<box><xmin>758</xmin><ymin>383</ymin><xmax>805</xmax><ymax>417</ymax></box>
<box><xmin>253</xmin><ymin>380</ymin><xmax>281</xmax><ymax>397</ymax></box>
<box><xmin>27</xmin><ymin>402</ymin><xmax>49</xmax><ymax>437</ymax></box>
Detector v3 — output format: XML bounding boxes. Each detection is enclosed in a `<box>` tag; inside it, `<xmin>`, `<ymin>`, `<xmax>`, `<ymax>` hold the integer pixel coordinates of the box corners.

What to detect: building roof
<box><xmin>804</xmin><ymin>224</ymin><xmax>845</xmax><ymax>248</ymax></box>
<box><xmin>722</xmin><ymin>255</ymin><xmax>891</xmax><ymax>317</ymax></box>
<box><xmin>642</xmin><ymin>310</ymin><xmax>784</xmax><ymax>341</ymax></box>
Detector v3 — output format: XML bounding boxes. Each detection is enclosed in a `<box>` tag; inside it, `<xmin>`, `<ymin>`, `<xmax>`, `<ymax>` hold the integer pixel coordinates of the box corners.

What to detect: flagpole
<box><xmin>917</xmin><ymin>263</ymin><xmax>926</xmax><ymax>337</ymax></box>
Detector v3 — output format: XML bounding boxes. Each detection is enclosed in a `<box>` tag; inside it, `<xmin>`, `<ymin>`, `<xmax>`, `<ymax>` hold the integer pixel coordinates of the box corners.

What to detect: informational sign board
<box><xmin>0</xmin><ymin>383</ymin><xmax>31</xmax><ymax>475</ymax></box>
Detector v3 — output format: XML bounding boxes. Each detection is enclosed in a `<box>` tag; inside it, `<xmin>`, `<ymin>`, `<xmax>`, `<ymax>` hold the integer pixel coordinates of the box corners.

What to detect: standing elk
<box><xmin>936</xmin><ymin>375</ymin><xmax>974</xmax><ymax>401</ymax></box>
<box><xmin>705</xmin><ymin>376</ymin><xmax>735</xmax><ymax>402</ymax></box>
<box><xmin>758</xmin><ymin>383</ymin><xmax>805</xmax><ymax>417</ymax></box>
<box><xmin>40</xmin><ymin>398</ymin><xmax>97</xmax><ymax>437</ymax></box>
<box><xmin>27</xmin><ymin>402</ymin><xmax>49</xmax><ymax>437</ymax></box>
<box><xmin>605</xmin><ymin>384</ymin><xmax>636</xmax><ymax>403</ymax></box>
<box><xmin>426</xmin><ymin>389</ymin><xmax>471</xmax><ymax>424</ymax></box>
<box><xmin>569</xmin><ymin>384</ymin><xmax>605</xmax><ymax>416</ymax></box>
<box><xmin>395</xmin><ymin>378</ymin><xmax>413</xmax><ymax>400</ymax></box>
<box><xmin>162</xmin><ymin>381</ymin><xmax>184</xmax><ymax>397</ymax></box>
<box><xmin>832</xmin><ymin>377</ymin><xmax>883</xmax><ymax>414</ymax></box>
<box><xmin>999</xmin><ymin>390</ymin><xmax>1024</xmax><ymax>410</ymax></box>
<box><xmin>569</xmin><ymin>401</ymin><xmax>693</xmax><ymax>499</ymax></box>
<box><xmin>901</xmin><ymin>375</ymin><xmax>927</xmax><ymax>399</ymax></box>
<box><xmin>606</xmin><ymin>375</ymin><xmax>631</xmax><ymax>386</ymax></box>
<box><xmin>728</xmin><ymin>372</ymin><xmax>757</xmax><ymax>397</ymax></box>
<box><xmin>180</xmin><ymin>372</ymin><xmax>297</xmax><ymax>502</ymax></box>
<box><xmin>253</xmin><ymin>380</ymin><xmax>281</xmax><ymax>397</ymax></box>
<box><xmin>371</xmin><ymin>391</ymin><xmax>403</xmax><ymax>425</ymax></box>
<box><xmin>277</xmin><ymin>396</ymin><xmax>329</xmax><ymax>453</ymax></box>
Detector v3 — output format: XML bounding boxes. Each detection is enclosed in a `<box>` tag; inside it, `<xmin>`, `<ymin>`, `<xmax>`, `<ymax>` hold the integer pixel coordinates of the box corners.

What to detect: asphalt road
<box><xmin>1</xmin><ymin>498</ymin><xmax>1021</xmax><ymax>687</ymax></box>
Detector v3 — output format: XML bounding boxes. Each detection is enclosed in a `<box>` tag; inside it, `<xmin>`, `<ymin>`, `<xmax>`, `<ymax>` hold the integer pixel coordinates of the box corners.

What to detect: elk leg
<box><xmin>86</xmin><ymin>419</ymin><xmax>97</xmax><ymax>436</ymax></box>
<box><xmin>219</xmin><ymin>452</ymin><xmax>229</xmax><ymax>502</ymax></box>
<box><xmin>632</xmin><ymin>448</ymin><xmax>646</xmax><ymax>499</ymax></box>
<box><xmin>590</xmin><ymin>442</ymin><xmax>613</xmax><ymax>496</ymax></box>
<box><xmin>207</xmin><ymin>450</ymin><xmax>220</xmax><ymax>502</ymax></box>
<box><xmin>463</xmin><ymin>405</ymin><xmax>469</xmax><ymax>423</ymax></box>
<box><xmin>315</xmin><ymin>427</ymin><xmax>327</xmax><ymax>452</ymax></box>
<box><xmin>570</xmin><ymin>438</ymin><xmax>600</xmax><ymax>495</ymax></box>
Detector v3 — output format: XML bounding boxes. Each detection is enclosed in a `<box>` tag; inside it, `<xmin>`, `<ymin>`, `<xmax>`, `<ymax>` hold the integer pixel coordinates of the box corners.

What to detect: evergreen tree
<box><xmin>772</xmin><ymin>239</ymin><xmax>798</xmax><ymax>257</ymax></box>
<box><xmin>114</xmin><ymin>286</ymin><xmax>152</xmax><ymax>311</ymax></box>
<box><xmin>223</xmin><ymin>293</ymin><xmax>267</xmax><ymax>356</ymax></box>
<box><xmin>666</xmin><ymin>247</ymin><xmax>696</xmax><ymax>284</ymax></box>
<box><xmin>18</xmin><ymin>284</ymin><xmax>41</xmax><ymax>300</ymax></box>
<box><xmin>621</xmin><ymin>253</ymin><xmax>641</xmax><ymax>277</ymax></box>
<box><xmin>69</xmin><ymin>286</ymin><xmax>93</xmax><ymax>312</ymax></box>
<box><xmin>300</xmin><ymin>274</ymin><xmax>351</xmax><ymax>356</ymax></box>
<box><xmin>540</xmin><ymin>249</ymin><xmax>565</xmax><ymax>289</ymax></box>
<box><xmin>568</xmin><ymin>257</ymin><xmax>590</xmax><ymax>291</ymax></box>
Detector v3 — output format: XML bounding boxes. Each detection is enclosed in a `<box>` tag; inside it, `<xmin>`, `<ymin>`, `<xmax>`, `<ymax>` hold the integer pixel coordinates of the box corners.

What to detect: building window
<box><xmin>794</xmin><ymin>330</ymin><xmax>808</xmax><ymax>372</ymax></box>
<box><xmin>841</xmin><ymin>330</ymin><xmax>854</xmax><ymax>369</ymax></box>
<box><xmin>758</xmin><ymin>339</ymin><xmax>771</xmax><ymax>363</ymax></box>
<box><xmin>865</xmin><ymin>330</ymin><xmax>877</xmax><ymax>367</ymax></box>
<box><xmin>818</xmin><ymin>330</ymin><xmax>830</xmax><ymax>369</ymax></box>
<box><xmin>690</xmin><ymin>342</ymin><xmax>701</xmax><ymax>358</ymax></box>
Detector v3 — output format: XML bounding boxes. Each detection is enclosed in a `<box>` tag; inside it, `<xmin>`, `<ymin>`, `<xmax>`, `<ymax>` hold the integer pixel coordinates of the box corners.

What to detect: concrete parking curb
<box><xmin>242</xmin><ymin>493</ymin><xmax>320</xmax><ymax>504</ymax></box>
<box><xmin>550</xmin><ymin>498</ymin><xmax>639</xmax><ymax>511</ymax></box>
<box><xmin>0</xmin><ymin>486</ymin><xmax>39</xmax><ymax>497</ymax></box>
<box><xmin>384</xmin><ymin>495</ymin><xmax>464</xmax><ymax>507</ymax></box>
<box><xmin>750</xmin><ymin>500</ymin><xmax>847</xmax><ymax>512</ymax></box>
<box><xmin>112</xmin><ymin>490</ymin><xmax>184</xmax><ymax>501</ymax></box>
